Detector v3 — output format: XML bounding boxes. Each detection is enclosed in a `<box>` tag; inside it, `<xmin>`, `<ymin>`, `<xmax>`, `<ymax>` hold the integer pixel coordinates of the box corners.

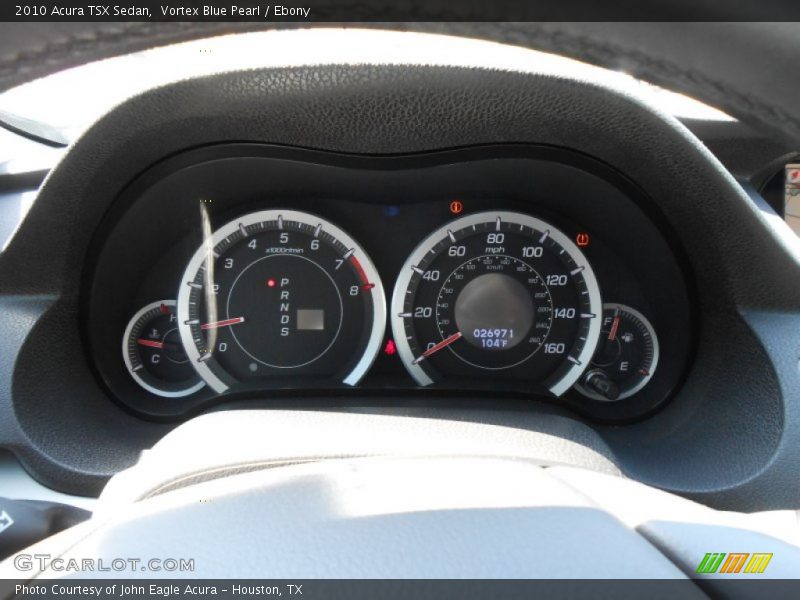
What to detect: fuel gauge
<box><xmin>575</xmin><ymin>303</ymin><xmax>659</xmax><ymax>401</ymax></box>
<box><xmin>123</xmin><ymin>300</ymin><xmax>204</xmax><ymax>398</ymax></box>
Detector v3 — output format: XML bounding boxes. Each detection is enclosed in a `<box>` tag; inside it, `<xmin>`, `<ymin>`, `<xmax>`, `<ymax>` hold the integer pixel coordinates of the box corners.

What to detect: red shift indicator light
<box><xmin>576</xmin><ymin>232</ymin><xmax>590</xmax><ymax>247</ymax></box>
<box><xmin>384</xmin><ymin>339</ymin><xmax>397</xmax><ymax>356</ymax></box>
<box><xmin>267</xmin><ymin>279</ymin><xmax>277</xmax><ymax>288</ymax></box>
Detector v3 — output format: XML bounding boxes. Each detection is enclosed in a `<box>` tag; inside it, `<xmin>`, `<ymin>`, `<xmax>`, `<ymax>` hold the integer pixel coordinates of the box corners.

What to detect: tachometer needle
<box><xmin>413</xmin><ymin>331</ymin><xmax>463</xmax><ymax>364</ymax></box>
<box><xmin>201</xmin><ymin>317</ymin><xmax>245</xmax><ymax>330</ymax></box>
<box><xmin>137</xmin><ymin>339</ymin><xmax>164</xmax><ymax>349</ymax></box>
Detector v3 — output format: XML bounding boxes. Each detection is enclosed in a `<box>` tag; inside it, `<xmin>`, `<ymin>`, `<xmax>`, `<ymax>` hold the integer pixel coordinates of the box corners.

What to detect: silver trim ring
<box><xmin>177</xmin><ymin>209</ymin><xmax>387</xmax><ymax>393</ymax></box>
<box><xmin>122</xmin><ymin>300</ymin><xmax>205</xmax><ymax>398</ymax></box>
<box><xmin>575</xmin><ymin>302</ymin><xmax>660</xmax><ymax>401</ymax></box>
<box><xmin>390</xmin><ymin>211</ymin><xmax>602</xmax><ymax>396</ymax></box>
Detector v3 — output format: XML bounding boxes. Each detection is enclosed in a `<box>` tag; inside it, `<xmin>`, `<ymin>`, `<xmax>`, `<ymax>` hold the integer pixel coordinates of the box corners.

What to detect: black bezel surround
<box><xmin>1</xmin><ymin>65</ymin><xmax>797</xmax><ymax>513</ymax></box>
<box><xmin>83</xmin><ymin>144</ymin><xmax>694</xmax><ymax>423</ymax></box>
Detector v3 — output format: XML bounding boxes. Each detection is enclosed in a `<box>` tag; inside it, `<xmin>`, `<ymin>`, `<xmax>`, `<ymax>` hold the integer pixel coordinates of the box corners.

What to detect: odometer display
<box><xmin>391</xmin><ymin>211</ymin><xmax>602</xmax><ymax>396</ymax></box>
<box><xmin>177</xmin><ymin>210</ymin><xmax>386</xmax><ymax>393</ymax></box>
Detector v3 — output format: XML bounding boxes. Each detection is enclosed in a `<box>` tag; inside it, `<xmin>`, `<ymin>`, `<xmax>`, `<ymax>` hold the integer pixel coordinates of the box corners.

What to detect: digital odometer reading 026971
<box><xmin>391</xmin><ymin>211</ymin><xmax>602</xmax><ymax>396</ymax></box>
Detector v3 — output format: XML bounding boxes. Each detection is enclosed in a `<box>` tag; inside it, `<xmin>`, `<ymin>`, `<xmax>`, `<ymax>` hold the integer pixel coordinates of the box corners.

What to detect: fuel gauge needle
<box><xmin>413</xmin><ymin>331</ymin><xmax>462</xmax><ymax>365</ymax></box>
<box><xmin>201</xmin><ymin>317</ymin><xmax>245</xmax><ymax>330</ymax></box>
<box><xmin>608</xmin><ymin>315</ymin><xmax>621</xmax><ymax>341</ymax></box>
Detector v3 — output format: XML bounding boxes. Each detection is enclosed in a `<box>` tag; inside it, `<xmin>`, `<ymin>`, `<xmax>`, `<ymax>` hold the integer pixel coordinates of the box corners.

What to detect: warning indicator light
<box><xmin>267</xmin><ymin>279</ymin><xmax>277</xmax><ymax>288</ymax></box>
<box><xmin>576</xmin><ymin>233</ymin><xmax>590</xmax><ymax>247</ymax></box>
<box><xmin>384</xmin><ymin>339</ymin><xmax>397</xmax><ymax>356</ymax></box>
<box><xmin>449</xmin><ymin>200</ymin><xmax>464</xmax><ymax>215</ymax></box>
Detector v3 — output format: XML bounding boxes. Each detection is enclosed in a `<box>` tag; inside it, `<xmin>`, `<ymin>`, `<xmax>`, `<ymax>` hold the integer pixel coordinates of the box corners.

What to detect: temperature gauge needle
<box><xmin>201</xmin><ymin>317</ymin><xmax>246</xmax><ymax>330</ymax></box>
<box><xmin>137</xmin><ymin>339</ymin><xmax>164</xmax><ymax>349</ymax></box>
<box><xmin>413</xmin><ymin>331</ymin><xmax>462</xmax><ymax>364</ymax></box>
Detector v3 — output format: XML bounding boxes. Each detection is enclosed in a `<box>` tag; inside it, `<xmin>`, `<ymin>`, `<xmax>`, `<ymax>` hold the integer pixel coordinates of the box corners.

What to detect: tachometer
<box><xmin>391</xmin><ymin>211</ymin><xmax>601</xmax><ymax>395</ymax></box>
<box><xmin>177</xmin><ymin>210</ymin><xmax>386</xmax><ymax>393</ymax></box>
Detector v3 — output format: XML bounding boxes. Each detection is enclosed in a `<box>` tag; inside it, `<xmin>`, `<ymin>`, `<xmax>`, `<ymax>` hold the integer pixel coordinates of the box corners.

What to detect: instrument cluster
<box><xmin>84</xmin><ymin>144</ymin><xmax>693</xmax><ymax>422</ymax></box>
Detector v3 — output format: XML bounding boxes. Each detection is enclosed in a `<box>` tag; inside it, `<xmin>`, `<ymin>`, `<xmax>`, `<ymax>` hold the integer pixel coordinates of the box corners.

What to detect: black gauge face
<box><xmin>437</xmin><ymin>256</ymin><xmax>551</xmax><ymax>368</ymax></box>
<box><xmin>575</xmin><ymin>303</ymin><xmax>659</xmax><ymax>401</ymax></box>
<box><xmin>391</xmin><ymin>211</ymin><xmax>602</xmax><ymax>396</ymax></box>
<box><xmin>122</xmin><ymin>300</ymin><xmax>204</xmax><ymax>398</ymax></box>
<box><xmin>177</xmin><ymin>210</ymin><xmax>386</xmax><ymax>393</ymax></box>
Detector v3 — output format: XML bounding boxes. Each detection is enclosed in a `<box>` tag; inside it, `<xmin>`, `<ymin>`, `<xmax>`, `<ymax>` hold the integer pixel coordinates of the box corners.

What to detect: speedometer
<box><xmin>177</xmin><ymin>210</ymin><xmax>386</xmax><ymax>393</ymax></box>
<box><xmin>391</xmin><ymin>211</ymin><xmax>601</xmax><ymax>395</ymax></box>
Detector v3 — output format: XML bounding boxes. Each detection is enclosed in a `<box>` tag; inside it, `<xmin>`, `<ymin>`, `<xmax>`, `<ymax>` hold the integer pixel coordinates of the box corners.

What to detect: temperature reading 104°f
<box><xmin>473</xmin><ymin>328</ymin><xmax>515</xmax><ymax>349</ymax></box>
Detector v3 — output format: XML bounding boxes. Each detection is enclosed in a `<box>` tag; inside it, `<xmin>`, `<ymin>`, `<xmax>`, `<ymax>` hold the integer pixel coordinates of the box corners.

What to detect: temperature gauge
<box><xmin>575</xmin><ymin>303</ymin><xmax>659</xmax><ymax>401</ymax></box>
<box><xmin>122</xmin><ymin>300</ymin><xmax>204</xmax><ymax>398</ymax></box>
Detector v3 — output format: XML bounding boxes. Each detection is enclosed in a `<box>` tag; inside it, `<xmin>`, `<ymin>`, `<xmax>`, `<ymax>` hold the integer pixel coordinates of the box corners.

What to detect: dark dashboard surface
<box><xmin>2</xmin><ymin>61</ymin><xmax>796</xmax><ymax>509</ymax></box>
<box><xmin>84</xmin><ymin>144</ymin><xmax>693</xmax><ymax>422</ymax></box>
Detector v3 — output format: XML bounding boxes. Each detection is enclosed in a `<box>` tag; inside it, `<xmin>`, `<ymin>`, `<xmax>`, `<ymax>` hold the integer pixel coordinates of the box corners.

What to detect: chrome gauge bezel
<box><xmin>575</xmin><ymin>302</ymin><xmax>660</xmax><ymax>401</ymax></box>
<box><xmin>177</xmin><ymin>209</ymin><xmax>387</xmax><ymax>393</ymax></box>
<box><xmin>122</xmin><ymin>300</ymin><xmax>205</xmax><ymax>398</ymax></box>
<box><xmin>390</xmin><ymin>211</ymin><xmax>602</xmax><ymax>396</ymax></box>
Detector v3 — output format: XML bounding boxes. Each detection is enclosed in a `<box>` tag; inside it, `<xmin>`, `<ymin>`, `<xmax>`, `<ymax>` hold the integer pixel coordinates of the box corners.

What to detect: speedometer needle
<box><xmin>201</xmin><ymin>317</ymin><xmax>245</xmax><ymax>330</ymax></box>
<box><xmin>413</xmin><ymin>331</ymin><xmax>463</xmax><ymax>365</ymax></box>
